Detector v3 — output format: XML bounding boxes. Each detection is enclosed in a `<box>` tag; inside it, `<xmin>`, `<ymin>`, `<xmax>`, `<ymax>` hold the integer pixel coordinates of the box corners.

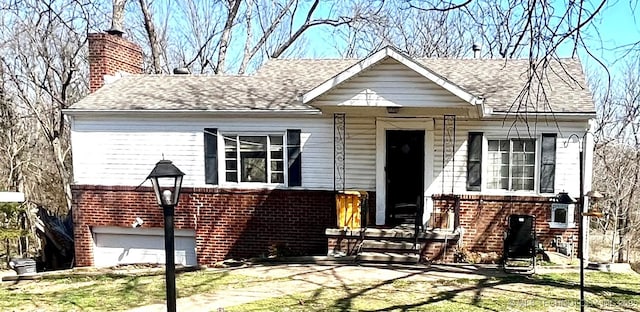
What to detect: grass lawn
<box><xmin>1</xmin><ymin>269</ymin><xmax>639</xmax><ymax>312</ymax></box>
<box><xmin>229</xmin><ymin>272</ymin><xmax>640</xmax><ymax>312</ymax></box>
<box><xmin>0</xmin><ymin>270</ymin><xmax>272</xmax><ymax>311</ymax></box>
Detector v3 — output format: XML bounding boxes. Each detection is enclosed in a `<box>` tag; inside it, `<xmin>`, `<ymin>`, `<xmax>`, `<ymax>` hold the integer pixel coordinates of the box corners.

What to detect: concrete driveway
<box><xmin>124</xmin><ymin>263</ymin><xmax>522</xmax><ymax>312</ymax></box>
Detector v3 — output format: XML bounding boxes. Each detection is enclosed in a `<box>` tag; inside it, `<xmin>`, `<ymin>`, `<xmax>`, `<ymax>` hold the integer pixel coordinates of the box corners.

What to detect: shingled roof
<box><xmin>68</xmin><ymin>52</ymin><xmax>595</xmax><ymax>114</ymax></box>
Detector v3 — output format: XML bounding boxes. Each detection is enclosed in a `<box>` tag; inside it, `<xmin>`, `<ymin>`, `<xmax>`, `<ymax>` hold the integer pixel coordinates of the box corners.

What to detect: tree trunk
<box><xmin>216</xmin><ymin>0</ymin><xmax>242</xmax><ymax>74</ymax></box>
<box><xmin>611</xmin><ymin>214</ymin><xmax>618</xmax><ymax>263</ymax></box>
<box><xmin>237</xmin><ymin>0</ymin><xmax>253</xmax><ymax>75</ymax></box>
<box><xmin>111</xmin><ymin>0</ymin><xmax>127</xmax><ymax>33</ymax></box>
<box><xmin>138</xmin><ymin>0</ymin><xmax>163</xmax><ymax>73</ymax></box>
<box><xmin>5</xmin><ymin>239</ymin><xmax>9</xmax><ymax>266</ymax></box>
<box><xmin>617</xmin><ymin>216</ymin><xmax>628</xmax><ymax>263</ymax></box>
<box><xmin>52</xmin><ymin>137</ymin><xmax>72</xmax><ymax>211</ymax></box>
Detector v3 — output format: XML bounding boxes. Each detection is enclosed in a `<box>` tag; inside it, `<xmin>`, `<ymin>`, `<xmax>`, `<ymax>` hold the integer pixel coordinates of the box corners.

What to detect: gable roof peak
<box><xmin>301</xmin><ymin>45</ymin><xmax>483</xmax><ymax>106</ymax></box>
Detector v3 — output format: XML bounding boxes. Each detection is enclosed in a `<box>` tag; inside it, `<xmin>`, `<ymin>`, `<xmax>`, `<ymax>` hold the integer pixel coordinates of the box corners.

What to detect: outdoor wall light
<box><xmin>147</xmin><ymin>159</ymin><xmax>185</xmax><ymax>312</ymax></box>
<box><xmin>555</xmin><ymin>191</ymin><xmax>577</xmax><ymax>204</ymax></box>
<box><xmin>131</xmin><ymin>217</ymin><xmax>144</xmax><ymax>228</ymax></box>
<box><xmin>386</xmin><ymin>106</ymin><xmax>400</xmax><ymax>114</ymax></box>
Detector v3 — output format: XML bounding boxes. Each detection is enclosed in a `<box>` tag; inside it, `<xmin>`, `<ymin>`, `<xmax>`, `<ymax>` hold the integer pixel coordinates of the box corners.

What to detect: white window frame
<box><xmin>481</xmin><ymin>135</ymin><xmax>541</xmax><ymax>195</ymax></box>
<box><xmin>219</xmin><ymin>132</ymin><xmax>287</xmax><ymax>187</ymax></box>
<box><xmin>549</xmin><ymin>203</ymin><xmax>576</xmax><ymax>228</ymax></box>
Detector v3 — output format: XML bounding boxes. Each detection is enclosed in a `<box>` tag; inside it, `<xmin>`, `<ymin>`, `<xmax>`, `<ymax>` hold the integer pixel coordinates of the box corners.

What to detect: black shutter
<box><xmin>467</xmin><ymin>132</ymin><xmax>483</xmax><ymax>191</ymax></box>
<box><xmin>540</xmin><ymin>133</ymin><xmax>556</xmax><ymax>193</ymax></box>
<box><xmin>204</xmin><ymin>128</ymin><xmax>218</xmax><ymax>185</ymax></box>
<box><xmin>287</xmin><ymin>129</ymin><xmax>302</xmax><ymax>187</ymax></box>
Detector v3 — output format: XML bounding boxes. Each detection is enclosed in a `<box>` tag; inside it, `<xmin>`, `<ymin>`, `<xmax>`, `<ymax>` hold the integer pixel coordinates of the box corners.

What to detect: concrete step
<box><xmin>357</xmin><ymin>251</ymin><xmax>420</xmax><ymax>264</ymax></box>
<box><xmin>325</xmin><ymin>228</ymin><xmax>460</xmax><ymax>241</ymax></box>
<box><xmin>361</xmin><ymin>240</ymin><xmax>420</xmax><ymax>251</ymax></box>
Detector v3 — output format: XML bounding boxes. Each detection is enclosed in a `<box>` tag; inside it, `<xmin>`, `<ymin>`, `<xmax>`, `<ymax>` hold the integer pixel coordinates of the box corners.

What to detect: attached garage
<box><xmin>92</xmin><ymin>227</ymin><xmax>197</xmax><ymax>267</ymax></box>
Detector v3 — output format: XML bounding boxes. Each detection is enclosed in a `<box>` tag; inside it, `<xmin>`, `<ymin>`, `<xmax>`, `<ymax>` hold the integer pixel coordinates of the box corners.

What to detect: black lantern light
<box><xmin>555</xmin><ymin>191</ymin><xmax>577</xmax><ymax>204</ymax></box>
<box><xmin>147</xmin><ymin>159</ymin><xmax>185</xmax><ymax>312</ymax></box>
<box><xmin>147</xmin><ymin>159</ymin><xmax>185</xmax><ymax>207</ymax></box>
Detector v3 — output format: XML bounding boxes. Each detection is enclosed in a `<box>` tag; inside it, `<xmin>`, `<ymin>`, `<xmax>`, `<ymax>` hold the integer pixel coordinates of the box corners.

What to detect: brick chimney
<box><xmin>88</xmin><ymin>32</ymin><xmax>143</xmax><ymax>92</ymax></box>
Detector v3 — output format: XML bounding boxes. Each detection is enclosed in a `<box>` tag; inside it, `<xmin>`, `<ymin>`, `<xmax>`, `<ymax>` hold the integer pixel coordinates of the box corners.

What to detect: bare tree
<box><xmin>138</xmin><ymin>0</ymin><xmax>163</xmax><ymax>73</ymax></box>
<box><xmin>129</xmin><ymin>0</ymin><xmax>385</xmax><ymax>74</ymax></box>
<box><xmin>216</xmin><ymin>0</ymin><xmax>242</xmax><ymax>74</ymax></box>
<box><xmin>0</xmin><ymin>0</ymin><xmax>110</xmax><ymax>212</ymax></box>
<box><xmin>404</xmin><ymin>0</ymin><xmax>611</xmax><ymax>59</ymax></box>
<box><xmin>592</xmin><ymin>56</ymin><xmax>640</xmax><ymax>263</ymax></box>
<box><xmin>333</xmin><ymin>1</ymin><xmax>472</xmax><ymax>58</ymax></box>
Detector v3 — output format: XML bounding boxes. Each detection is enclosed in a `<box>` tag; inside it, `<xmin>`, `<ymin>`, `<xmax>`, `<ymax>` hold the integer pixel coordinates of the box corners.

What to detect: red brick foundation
<box><xmin>73</xmin><ymin>186</ymin><xmax>578</xmax><ymax>267</ymax></box>
<box><xmin>327</xmin><ymin>194</ymin><xmax>579</xmax><ymax>264</ymax></box>
<box><xmin>72</xmin><ymin>185</ymin><xmax>336</xmax><ymax>267</ymax></box>
<box><xmin>433</xmin><ymin>194</ymin><xmax>580</xmax><ymax>257</ymax></box>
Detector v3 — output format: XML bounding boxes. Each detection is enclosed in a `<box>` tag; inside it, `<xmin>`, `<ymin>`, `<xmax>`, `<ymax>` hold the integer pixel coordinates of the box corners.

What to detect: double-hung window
<box><xmin>204</xmin><ymin>128</ymin><xmax>301</xmax><ymax>187</ymax></box>
<box><xmin>223</xmin><ymin>134</ymin><xmax>285</xmax><ymax>184</ymax></box>
<box><xmin>486</xmin><ymin>139</ymin><xmax>536</xmax><ymax>191</ymax></box>
<box><xmin>466</xmin><ymin>133</ymin><xmax>556</xmax><ymax>193</ymax></box>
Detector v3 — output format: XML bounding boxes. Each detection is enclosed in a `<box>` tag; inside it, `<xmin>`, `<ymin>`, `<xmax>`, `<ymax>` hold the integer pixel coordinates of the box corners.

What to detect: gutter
<box><xmin>62</xmin><ymin>109</ymin><xmax>324</xmax><ymax>117</ymax></box>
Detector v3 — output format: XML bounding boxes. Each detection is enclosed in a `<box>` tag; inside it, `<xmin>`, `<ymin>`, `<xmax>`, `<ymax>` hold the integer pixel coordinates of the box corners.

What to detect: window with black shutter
<box><xmin>467</xmin><ymin>132</ymin><xmax>483</xmax><ymax>191</ymax></box>
<box><xmin>287</xmin><ymin>129</ymin><xmax>302</xmax><ymax>187</ymax></box>
<box><xmin>539</xmin><ymin>133</ymin><xmax>556</xmax><ymax>193</ymax></box>
<box><xmin>204</xmin><ymin>128</ymin><xmax>218</xmax><ymax>185</ymax></box>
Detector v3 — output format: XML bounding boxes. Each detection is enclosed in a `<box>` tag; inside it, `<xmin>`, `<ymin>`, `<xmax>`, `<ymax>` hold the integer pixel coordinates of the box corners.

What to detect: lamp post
<box><xmin>147</xmin><ymin>159</ymin><xmax>184</xmax><ymax>312</ymax></box>
<box><xmin>578</xmin><ymin>139</ymin><xmax>586</xmax><ymax>312</ymax></box>
<box><xmin>565</xmin><ymin>133</ymin><xmax>603</xmax><ymax>312</ymax></box>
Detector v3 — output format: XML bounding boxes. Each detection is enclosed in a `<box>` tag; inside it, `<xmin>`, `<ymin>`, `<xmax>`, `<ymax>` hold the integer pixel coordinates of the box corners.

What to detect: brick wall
<box><xmin>88</xmin><ymin>33</ymin><xmax>143</xmax><ymax>92</ymax></box>
<box><xmin>72</xmin><ymin>185</ymin><xmax>336</xmax><ymax>267</ymax></box>
<box><xmin>420</xmin><ymin>240</ymin><xmax>459</xmax><ymax>262</ymax></box>
<box><xmin>433</xmin><ymin>194</ymin><xmax>580</xmax><ymax>257</ymax></box>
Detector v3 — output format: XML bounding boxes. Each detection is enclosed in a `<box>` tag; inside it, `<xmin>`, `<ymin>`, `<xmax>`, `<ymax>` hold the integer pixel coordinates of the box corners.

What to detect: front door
<box><xmin>385</xmin><ymin>130</ymin><xmax>424</xmax><ymax>226</ymax></box>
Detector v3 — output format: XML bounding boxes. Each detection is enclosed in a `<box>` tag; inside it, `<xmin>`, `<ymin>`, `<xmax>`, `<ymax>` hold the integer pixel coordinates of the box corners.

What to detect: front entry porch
<box><xmin>330</xmin><ymin>190</ymin><xmax>462</xmax><ymax>264</ymax></box>
<box><xmin>326</xmin><ymin>226</ymin><xmax>461</xmax><ymax>264</ymax></box>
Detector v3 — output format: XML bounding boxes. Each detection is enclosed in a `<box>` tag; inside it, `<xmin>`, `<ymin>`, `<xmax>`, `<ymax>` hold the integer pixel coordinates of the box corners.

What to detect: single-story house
<box><xmin>65</xmin><ymin>31</ymin><xmax>595</xmax><ymax>267</ymax></box>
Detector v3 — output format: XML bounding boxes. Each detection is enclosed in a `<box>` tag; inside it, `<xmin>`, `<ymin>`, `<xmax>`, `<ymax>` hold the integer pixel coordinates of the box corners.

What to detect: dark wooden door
<box><xmin>385</xmin><ymin>130</ymin><xmax>424</xmax><ymax>226</ymax></box>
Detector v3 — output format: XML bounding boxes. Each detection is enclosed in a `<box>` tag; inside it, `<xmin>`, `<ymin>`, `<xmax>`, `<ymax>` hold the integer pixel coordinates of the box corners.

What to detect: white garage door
<box><xmin>92</xmin><ymin>227</ymin><xmax>197</xmax><ymax>267</ymax></box>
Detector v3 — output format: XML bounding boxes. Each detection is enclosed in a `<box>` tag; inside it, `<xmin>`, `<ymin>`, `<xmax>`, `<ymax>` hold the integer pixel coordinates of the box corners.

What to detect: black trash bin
<box><xmin>9</xmin><ymin>258</ymin><xmax>37</xmax><ymax>275</ymax></box>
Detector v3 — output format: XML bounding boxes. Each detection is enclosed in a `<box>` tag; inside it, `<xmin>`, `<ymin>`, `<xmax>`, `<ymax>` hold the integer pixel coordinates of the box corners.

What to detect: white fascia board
<box><xmin>62</xmin><ymin>109</ymin><xmax>323</xmax><ymax>118</ymax></box>
<box><xmin>0</xmin><ymin>192</ymin><xmax>25</xmax><ymax>203</ymax></box>
<box><xmin>302</xmin><ymin>46</ymin><xmax>481</xmax><ymax>106</ymax></box>
<box><xmin>486</xmin><ymin>111</ymin><xmax>597</xmax><ymax>120</ymax></box>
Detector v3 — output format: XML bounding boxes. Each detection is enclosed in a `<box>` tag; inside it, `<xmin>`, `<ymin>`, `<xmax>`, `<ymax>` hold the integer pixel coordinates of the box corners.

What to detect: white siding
<box><xmin>71</xmin><ymin>117</ymin><xmax>334</xmax><ymax>189</ymax></box>
<box><xmin>72</xmin><ymin>114</ymin><xmax>588</xmax><ymax>197</ymax></box>
<box><xmin>431</xmin><ymin>118</ymin><xmax>587</xmax><ymax>197</ymax></box>
<box><xmin>313</xmin><ymin>59</ymin><xmax>469</xmax><ymax>108</ymax></box>
<box><xmin>345</xmin><ymin>117</ymin><xmax>376</xmax><ymax>190</ymax></box>
<box><xmin>432</xmin><ymin>119</ymin><xmax>469</xmax><ymax>195</ymax></box>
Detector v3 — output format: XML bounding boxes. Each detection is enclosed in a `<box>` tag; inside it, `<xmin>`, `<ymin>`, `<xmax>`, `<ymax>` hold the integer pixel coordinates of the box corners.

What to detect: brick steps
<box><xmin>358</xmin><ymin>232</ymin><xmax>422</xmax><ymax>264</ymax></box>
<box><xmin>326</xmin><ymin>227</ymin><xmax>461</xmax><ymax>263</ymax></box>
